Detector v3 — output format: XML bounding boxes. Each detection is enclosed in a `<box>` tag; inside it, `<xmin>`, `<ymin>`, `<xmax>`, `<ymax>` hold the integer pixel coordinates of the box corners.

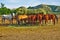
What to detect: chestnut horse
<box><xmin>43</xmin><ymin>14</ymin><xmax>58</xmax><ymax>25</ymax></box>
<box><xmin>28</xmin><ymin>13</ymin><xmax>44</xmax><ymax>25</ymax></box>
<box><xmin>36</xmin><ymin>13</ymin><xmax>44</xmax><ymax>24</ymax></box>
<box><xmin>28</xmin><ymin>14</ymin><xmax>37</xmax><ymax>24</ymax></box>
<box><xmin>15</xmin><ymin>14</ymin><xmax>28</xmax><ymax>25</ymax></box>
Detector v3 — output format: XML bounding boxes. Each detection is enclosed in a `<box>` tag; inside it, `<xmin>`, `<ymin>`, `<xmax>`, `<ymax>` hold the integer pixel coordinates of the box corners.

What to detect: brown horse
<box><xmin>43</xmin><ymin>14</ymin><xmax>58</xmax><ymax>25</ymax></box>
<box><xmin>28</xmin><ymin>14</ymin><xmax>37</xmax><ymax>25</ymax></box>
<box><xmin>15</xmin><ymin>14</ymin><xmax>28</xmax><ymax>25</ymax></box>
<box><xmin>36</xmin><ymin>13</ymin><xmax>44</xmax><ymax>24</ymax></box>
<box><xmin>28</xmin><ymin>13</ymin><xmax>44</xmax><ymax>25</ymax></box>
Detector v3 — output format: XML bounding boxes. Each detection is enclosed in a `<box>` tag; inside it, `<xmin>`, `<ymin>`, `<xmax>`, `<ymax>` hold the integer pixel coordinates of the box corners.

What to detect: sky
<box><xmin>0</xmin><ymin>0</ymin><xmax>60</xmax><ymax>9</ymax></box>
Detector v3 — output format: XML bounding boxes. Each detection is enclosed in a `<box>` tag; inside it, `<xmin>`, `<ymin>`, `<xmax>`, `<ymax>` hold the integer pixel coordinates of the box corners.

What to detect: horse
<box><xmin>28</xmin><ymin>14</ymin><xmax>37</xmax><ymax>25</ymax></box>
<box><xmin>27</xmin><ymin>13</ymin><xmax>44</xmax><ymax>25</ymax></box>
<box><xmin>15</xmin><ymin>14</ymin><xmax>28</xmax><ymax>25</ymax></box>
<box><xmin>36</xmin><ymin>13</ymin><xmax>44</xmax><ymax>25</ymax></box>
<box><xmin>1</xmin><ymin>13</ymin><xmax>15</xmax><ymax>24</ymax></box>
<box><xmin>43</xmin><ymin>14</ymin><xmax>58</xmax><ymax>25</ymax></box>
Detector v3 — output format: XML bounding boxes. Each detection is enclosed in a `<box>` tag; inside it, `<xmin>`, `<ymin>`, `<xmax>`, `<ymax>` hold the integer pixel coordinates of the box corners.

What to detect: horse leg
<box><xmin>28</xmin><ymin>19</ymin><xmax>31</xmax><ymax>25</ymax></box>
<box><xmin>42</xmin><ymin>19</ymin><xmax>44</xmax><ymax>25</ymax></box>
<box><xmin>24</xmin><ymin>19</ymin><xmax>27</xmax><ymax>24</ymax></box>
<box><xmin>10</xmin><ymin>19</ymin><xmax>13</xmax><ymax>25</ymax></box>
<box><xmin>55</xmin><ymin>15</ymin><xmax>58</xmax><ymax>23</ymax></box>
<box><xmin>39</xmin><ymin>19</ymin><xmax>42</xmax><ymax>25</ymax></box>
<box><xmin>11</xmin><ymin>18</ymin><xmax>13</xmax><ymax>24</ymax></box>
<box><xmin>2</xmin><ymin>18</ymin><xmax>5</xmax><ymax>24</ymax></box>
<box><xmin>56</xmin><ymin>17</ymin><xmax>58</xmax><ymax>23</ymax></box>
<box><xmin>45</xmin><ymin>19</ymin><xmax>48</xmax><ymax>24</ymax></box>
<box><xmin>17</xmin><ymin>20</ymin><xmax>20</xmax><ymax>25</ymax></box>
<box><xmin>33</xmin><ymin>19</ymin><xmax>36</xmax><ymax>24</ymax></box>
<box><xmin>56</xmin><ymin>18</ymin><xmax>58</xmax><ymax>23</ymax></box>
<box><xmin>34</xmin><ymin>19</ymin><xmax>37</xmax><ymax>24</ymax></box>
<box><xmin>27</xmin><ymin>18</ymin><xmax>29</xmax><ymax>24</ymax></box>
<box><xmin>20</xmin><ymin>19</ymin><xmax>23</xmax><ymax>24</ymax></box>
<box><xmin>31</xmin><ymin>19</ymin><xmax>35</xmax><ymax>25</ymax></box>
<box><xmin>53</xmin><ymin>19</ymin><xmax>55</xmax><ymax>25</ymax></box>
<box><xmin>50</xmin><ymin>19</ymin><xmax>52</xmax><ymax>24</ymax></box>
<box><xmin>45</xmin><ymin>20</ymin><xmax>46</xmax><ymax>24</ymax></box>
<box><xmin>2</xmin><ymin>19</ymin><xmax>3</xmax><ymax>24</ymax></box>
<box><xmin>32</xmin><ymin>20</ymin><xmax>35</xmax><ymax>25</ymax></box>
<box><xmin>9</xmin><ymin>20</ymin><xmax>11</xmax><ymax>24</ymax></box>
<box><xmin>16</xmin><ymin>19</ymin><xmax>20</xmax><ymax>25</ymax></box>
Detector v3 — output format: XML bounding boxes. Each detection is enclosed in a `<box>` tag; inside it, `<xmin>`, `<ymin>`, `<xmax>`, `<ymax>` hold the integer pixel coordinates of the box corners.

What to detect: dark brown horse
<box><xmin>43</xmin><ymin>14</ymin><xmax>58</xmax><ymax>25</ymax></box>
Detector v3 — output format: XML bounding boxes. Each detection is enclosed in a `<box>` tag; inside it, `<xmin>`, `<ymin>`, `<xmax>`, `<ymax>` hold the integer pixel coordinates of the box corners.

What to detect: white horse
<box><xmin>2</xmin><ymin>13</ymin><xmax>15</xmax><ymax>24</ymax></box>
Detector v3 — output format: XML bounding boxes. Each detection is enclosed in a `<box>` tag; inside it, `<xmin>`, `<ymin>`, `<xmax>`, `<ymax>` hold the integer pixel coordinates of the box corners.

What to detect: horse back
<box><xmin>36</xmin><ymin>14</ymin><xmax>43</xmax><ymax>20</ymax></box>
<box><xmin>17</xmin><ymin>15</ymin><xmax>28</xmax><ymax>20</ymax></box>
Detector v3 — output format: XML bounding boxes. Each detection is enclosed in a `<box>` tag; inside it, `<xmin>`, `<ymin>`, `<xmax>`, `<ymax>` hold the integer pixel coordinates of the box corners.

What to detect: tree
<box><xmin>27</xmin><ymin>9</ymin><xmax>33</xmax><ymax>15</ymax></box>
<box><xmin>11</xmin><ymin>8</ymin><xmax>16</xmax><ymax>13</ymax></box>
<box><xmin>0</xmin><ymin>3</ymin><xmax>11</xmax><ymax>15</ymax></box>
<box><xmin>0</xmin><ymin>7</ymin><xmax>11</xmax><ymax>15</ymax></box>
<box><xmin>16</xmin><ymin>6</ymin><xmax>27</xmax><ymax>15</ymax></box>
<box><xmin>0</xmin><ymin>3</ymin><xmax>13</xmax><ymax>15</ymax></box>
<box><xmin>37</xmin><ymin>8</ymin><xmax>46</xmax><ymax>14</ymax></box>
<box><xmin>42</xmin><ymin>5</ymin><xmax>52</xmax><ymax>14</ymax></box>
<box><xmin>1</xmin><ymin>3</ymin><xmax>4</xmax><ymax>8</ymax></box>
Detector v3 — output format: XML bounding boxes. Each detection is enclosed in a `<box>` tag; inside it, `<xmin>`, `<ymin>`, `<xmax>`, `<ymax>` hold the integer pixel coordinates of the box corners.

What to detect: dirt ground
<box><xmin>0</xmin><ymin>18</ymin><xmax>60</xmax><ymax>40</ymax></box>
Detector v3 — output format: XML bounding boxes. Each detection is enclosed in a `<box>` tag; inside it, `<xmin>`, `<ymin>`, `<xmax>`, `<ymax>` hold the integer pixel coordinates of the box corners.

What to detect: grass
<box><xmin>0</xmin><ymin>18</ymin><xmax>60</xmax><ymax>40</ymax></box>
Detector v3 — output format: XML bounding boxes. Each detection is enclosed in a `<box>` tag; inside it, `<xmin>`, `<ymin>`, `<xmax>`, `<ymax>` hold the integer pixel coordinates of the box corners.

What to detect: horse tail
<box><xmin>55</xmin><ymin>15</ymin><xmax>58</xmax><ymax>23</ymax></box>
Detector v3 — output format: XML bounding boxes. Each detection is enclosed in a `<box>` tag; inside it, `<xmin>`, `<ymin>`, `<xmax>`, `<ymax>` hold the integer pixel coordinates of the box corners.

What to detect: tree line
<box><xmin>0</xmin><ymin>3</ymin><xmax>52</xmax><ymax>15</ymax></box>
